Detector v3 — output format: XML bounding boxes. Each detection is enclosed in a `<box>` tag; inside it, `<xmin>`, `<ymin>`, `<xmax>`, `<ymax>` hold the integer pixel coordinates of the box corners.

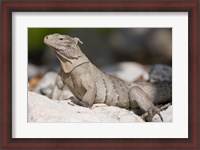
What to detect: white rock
<box><xmin>101</xmin><ymin>62</ymin><xmax>149</xmax><ymax>82</ymax></box>
<box><xmin>28</xmin><ymin>92</ymin><xmax>144</xmax><ymax>123</ymax></box>
<box><xmin>152</xmin><ymin>105</ymin><xmax>173</xmax><ymax>122</ymax></box>
<box><xmin>34</xmin><ymin>72</ymin><xmax>57</xmax><ymax>97</ymax></box>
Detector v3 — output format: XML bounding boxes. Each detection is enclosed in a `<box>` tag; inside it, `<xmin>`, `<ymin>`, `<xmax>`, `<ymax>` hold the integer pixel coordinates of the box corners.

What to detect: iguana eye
<box><xmin>59</xmin><ymin>38</ymin><xmax>63</xmax><ymax>40</ymax></box>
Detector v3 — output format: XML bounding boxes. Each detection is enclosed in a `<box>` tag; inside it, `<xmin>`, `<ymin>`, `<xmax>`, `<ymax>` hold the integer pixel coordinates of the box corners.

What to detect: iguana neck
<box><xmin>56</xmin><ymin>53</ymin><xmax>89</xmax><ymax>74</ymax></box>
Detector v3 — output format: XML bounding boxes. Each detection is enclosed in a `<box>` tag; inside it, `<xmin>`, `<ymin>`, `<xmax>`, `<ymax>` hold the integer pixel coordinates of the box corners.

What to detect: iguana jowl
<box><xmin>44</xmin><ymin>33</ymin><xmax>172</xmax><ymax>121</ymax></box>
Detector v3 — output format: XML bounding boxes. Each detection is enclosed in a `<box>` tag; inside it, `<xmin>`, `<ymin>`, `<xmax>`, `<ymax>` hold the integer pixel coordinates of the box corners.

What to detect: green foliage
<box><xmin>28</xmin><ymin>28</ymin><xmax>114</xmax><ymax>53</ymax></box>
<box><xmin>28</xmin><ymin>28</ymin><xmax>71</xmax><ymax>53</ymax></box>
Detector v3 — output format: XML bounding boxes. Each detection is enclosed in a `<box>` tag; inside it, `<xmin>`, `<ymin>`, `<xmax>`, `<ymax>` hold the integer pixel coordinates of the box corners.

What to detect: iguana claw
<box><xmin>70</xmin><ymin>97</ymin><xmax>90</xmax><ymax>107</ymax></box>
<box><xmin>141</xmin><ymin>108</ymin><xmax>163</xmax><ymax>122</ymax></box>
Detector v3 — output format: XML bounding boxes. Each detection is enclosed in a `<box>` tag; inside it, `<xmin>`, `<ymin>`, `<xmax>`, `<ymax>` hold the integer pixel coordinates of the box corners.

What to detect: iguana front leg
<box><xmin>51</xmin><ymin>72</ymin><xmax>73</xmax><ymax>100</ymax></box>
<box><xmin>81</xmin><ymin>73</ymin><xmax>97</xmax><ymax>107</ymax></box>
<box><xmin>70</xmin><ymin>63</ymin><xmax>97</xmax><ymax>107</ymax></box>
<box><xmin>50</xmin><ymin>72</ymin><xmax>64</xmax><ymax>100</ymax></box>
<box><xmin>70</xmin><ymin>80</ymin><xmax>96</xmax><ymax>107</ymax></box>
<box><xmin>129</xmin><ymin>86</ymin><xmax>162</xmax><ymax>122</ymax></box>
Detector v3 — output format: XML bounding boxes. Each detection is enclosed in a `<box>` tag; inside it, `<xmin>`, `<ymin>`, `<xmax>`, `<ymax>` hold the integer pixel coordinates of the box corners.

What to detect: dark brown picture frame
<box><xmin>1</xmin><ymin>0</ymin><xmax>199</xmax><ymax>149</ymax></box>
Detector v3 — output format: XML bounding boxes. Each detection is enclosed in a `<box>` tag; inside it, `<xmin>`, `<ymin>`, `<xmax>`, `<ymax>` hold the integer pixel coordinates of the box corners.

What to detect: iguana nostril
<box><xmin>46</xmin><ymin>36</ymin><xmax>48</xmax><ymax>39</ymax></box>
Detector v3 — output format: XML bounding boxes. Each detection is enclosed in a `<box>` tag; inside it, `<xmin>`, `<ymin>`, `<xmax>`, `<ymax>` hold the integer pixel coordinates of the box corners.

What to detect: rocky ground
<box><xmin>28</xmin><ymin>91</ymin><xmax>172</xmax><ymax>123</ymax></box>
<box><xmin>28</xmin><ymin>62</ymin><xmax>172</xmax><ymax>123</ymax></box>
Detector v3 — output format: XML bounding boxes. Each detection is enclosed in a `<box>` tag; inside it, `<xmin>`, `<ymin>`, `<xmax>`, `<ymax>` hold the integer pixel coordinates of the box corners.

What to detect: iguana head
<box><xmin>44</xmin><ymin>33</ymin><xmax>83</xmax><ymax>59</ymax></box>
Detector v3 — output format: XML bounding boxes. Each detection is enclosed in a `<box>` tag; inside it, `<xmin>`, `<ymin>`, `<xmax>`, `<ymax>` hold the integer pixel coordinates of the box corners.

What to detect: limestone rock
<box><xmin>152</xmin><ymin>105</ymin><xmax>173</xmax><ymax>122</ymax></box>
<box><xmin>101</xmin><ymin>62</ymin><xmax>149</xmax><ymax>82</ymax></box>
<box><xmin>28</xmin><ymin>92</ymin><xmax>144</xmax><ymax>123</ymax></box>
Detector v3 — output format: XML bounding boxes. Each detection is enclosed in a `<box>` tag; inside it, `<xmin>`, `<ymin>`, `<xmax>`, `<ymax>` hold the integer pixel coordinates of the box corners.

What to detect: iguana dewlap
<box><xmin>44</xmin><ymin>33</ymin><xmax>172</xmax><ymax>121</ymax></box>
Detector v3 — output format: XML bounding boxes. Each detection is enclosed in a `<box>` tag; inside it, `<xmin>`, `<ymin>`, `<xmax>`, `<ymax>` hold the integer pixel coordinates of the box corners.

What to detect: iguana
<box><xmin>44</xmin><ymin>33</ymin><xmax>172</xmax><ymax>122</ymax></box>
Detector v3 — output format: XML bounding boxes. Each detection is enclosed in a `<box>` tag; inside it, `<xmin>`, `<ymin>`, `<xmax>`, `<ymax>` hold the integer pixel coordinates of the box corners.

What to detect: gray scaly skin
<box><xmin>44</xmin><ymin>33</ymin><xmax>172</xmax><ymax>122</ymax></box>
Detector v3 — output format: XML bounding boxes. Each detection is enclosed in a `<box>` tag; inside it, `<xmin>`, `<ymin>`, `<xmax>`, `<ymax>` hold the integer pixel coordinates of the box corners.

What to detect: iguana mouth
<box><xmin>44</xmin><ymin>36</ymin><xmax>53</xmax><ymax>48</ymax></box>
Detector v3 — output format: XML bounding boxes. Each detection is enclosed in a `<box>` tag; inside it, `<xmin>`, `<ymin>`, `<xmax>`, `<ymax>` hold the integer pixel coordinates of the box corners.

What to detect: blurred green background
<box><xmin>28</xmin><ymin>28</ymin><xmax>113</xmax><ymax>53</ymax></box>
<box><xmin>28</xmin><ymin>28</ymin><xmax>172</xmax><ymax>67</ymax></box>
